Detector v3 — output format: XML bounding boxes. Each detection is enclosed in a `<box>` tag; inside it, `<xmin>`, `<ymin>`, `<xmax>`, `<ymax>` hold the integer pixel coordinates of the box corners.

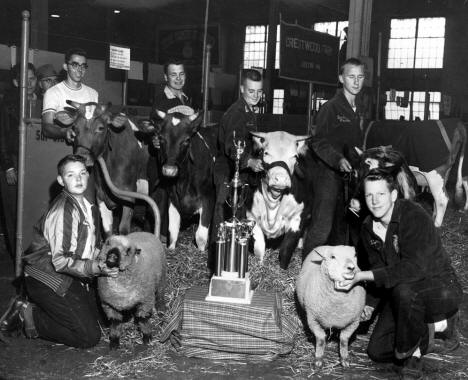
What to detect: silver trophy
<box><xmin>207</xmin><ymin>133</ymin><xmax>256</xmax><ymax>303</ymax></box>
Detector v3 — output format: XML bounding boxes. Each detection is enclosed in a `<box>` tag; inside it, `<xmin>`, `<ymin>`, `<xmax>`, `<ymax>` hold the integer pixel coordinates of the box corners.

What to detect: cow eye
<box><xmin>96</xmin><ymin>124</ymin><xmax>106</xmax><ymax>133</ymax></box>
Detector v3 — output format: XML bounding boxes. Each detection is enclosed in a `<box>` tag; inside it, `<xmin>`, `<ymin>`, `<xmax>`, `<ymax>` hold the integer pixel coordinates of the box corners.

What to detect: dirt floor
<box><xmin>1</xmin><ymin>206</ymin><xmax>468</xmax><ymax>380</ymax></box>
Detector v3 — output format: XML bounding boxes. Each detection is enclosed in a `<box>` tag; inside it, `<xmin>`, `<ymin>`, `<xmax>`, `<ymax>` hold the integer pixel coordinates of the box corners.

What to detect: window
<box><xmin>272</xmin><ymin>89</ymin><xmax>284</xmax><ymax>114</ymax></box>
<box><xmin>313</xmin><ymin>21</ymin><xmax>348</xmax><ymax>48</ymax></box>
<box><xmin>243</xmin><ymin>25</ymin><xmax>280</xmax><ymax>69</ymax></box>
<box><xmin>384</xmin><ymin>90</ymin><xmax>441</xmax><ymax>120</ymax></box>
<box><xmin>387</xmin><ymin>17</ymin><xmax>445</xmax><ymax>69</ymax></box>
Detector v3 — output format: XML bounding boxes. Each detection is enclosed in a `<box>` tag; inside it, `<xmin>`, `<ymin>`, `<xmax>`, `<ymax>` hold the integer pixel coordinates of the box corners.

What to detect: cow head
<box><xmin>56</xmin><ymin>100</ymin><xmax>118</xmax><ymax>166</ymax></box>
<box><xmin>251</xmin><ymin>131</ymin><xmax>309</xmax><ymax>199</ymax></box>
<box><xmin>153</xmin><ymin>107</ymin><xmax>202</xmax><ymax>177</ymax></box>
<box><xmin>356</xmin><ymin>145</ymin><xmax>417</xmax><ymax>200</ymax></box>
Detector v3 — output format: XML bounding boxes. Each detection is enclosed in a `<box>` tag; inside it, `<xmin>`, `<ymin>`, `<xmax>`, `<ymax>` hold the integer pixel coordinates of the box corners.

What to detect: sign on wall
<box><xmin>158</xmin><ymin>25</ymin><xmax>220</xmax><ymax>66</ymax></box>
<box><xmin>109</xmin><ymin>44</ymin><xmax>131</xmax><ymax>70</ymax></box>
<box><xmin>279</xmin><ymin>21</ymin><xmax>339</xmax><ymax>85</ymax></box>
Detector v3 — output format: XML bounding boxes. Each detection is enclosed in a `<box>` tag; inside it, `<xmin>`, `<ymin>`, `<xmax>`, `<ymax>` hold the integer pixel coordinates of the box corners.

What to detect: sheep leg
<box><xmin>109</xmin><ymin>320</ymin><xmax>122</xmax><ymax>350</ymax></box>
<box><xmin>308</xmin><ymin>317</ymin><xmax>327</xmax><ymax>368</ymax></box>
<box><xmin>339</xmin><ymin>320</ymin><xmax>360</xmax><ymax>368</ymax></box>
<box><xmin>155</xmin><ymin>274</ymin><xmax>166</xmax><ymax>312</ymax></box>
<box><xmin>136</xmin><ymin>314</ymin><xmax>152</xmax><ymax>345</ymax></box>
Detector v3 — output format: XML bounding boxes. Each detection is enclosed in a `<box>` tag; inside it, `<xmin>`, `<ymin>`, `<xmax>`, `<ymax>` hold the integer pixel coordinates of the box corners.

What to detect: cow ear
<box><xmin>307</xmin><ymin>246</ymin><xmax>331</xmax><ymax>263</ymax></box>
<box><xmin>189</xmin><ymin>112</ymin><xmax>203</xmax><ymax>132</ymax></box>
<box><xmin>55</xmin><ymin>109</ymin><xmax>78</xmax><ymax>126</ymax></box>
<box><xmin>66</xmin><ymin>100</ymin><xmax>83</xmax><ymax>109</ymax></box>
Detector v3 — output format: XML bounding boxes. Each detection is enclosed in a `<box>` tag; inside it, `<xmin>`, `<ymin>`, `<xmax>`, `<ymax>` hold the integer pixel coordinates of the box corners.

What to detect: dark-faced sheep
<box><xmin>98</xmin><ymin>232</ymin><xmax>166</xmax><ymax>349</ymax></box>
<box><xmin>296</xmin><ymin>245</ymin><xmax>365</xmax><ymax>368</ymax></box>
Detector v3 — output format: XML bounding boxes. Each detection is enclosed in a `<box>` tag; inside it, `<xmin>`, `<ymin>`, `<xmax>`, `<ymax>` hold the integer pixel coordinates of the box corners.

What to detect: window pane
<box><xmin>273</xmin><ymin>89</ymin><xmax>284</xmax><ymax>114</ymax></box>
<box><xmin>390</xmin><ymin>18</ymin><xmax>416</xmax><ymax>38</ymax></box>
<box><xmin>418</xmin><ymin>17</ymin><xmax>445</xmax><ymax>37</ymax></box>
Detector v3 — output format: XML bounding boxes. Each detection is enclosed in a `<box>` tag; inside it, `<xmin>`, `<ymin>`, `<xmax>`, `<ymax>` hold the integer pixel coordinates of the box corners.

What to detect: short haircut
<box><xmin>363</xmin><ymin>168</ymin><xmax>397</xmax><ymax>191</ymax></box>
<box><xmin>163</xmin><ymin>58</ymin><xmax>185</xmax><ymax>75</ymax></box>
<box><xmin>241</xmin><ymin>69</ymin><xmax>262</xmax><ymax>84</ymax></box>
<box><xmin>11</xmin><ymin>63</ymin><xmax>36</xmax><ymax>81</ymax></box>
<box><xmin>57</xmin><ymin>154</ymin><xmax>87</xmax><ymax>176</ymax></box>
<box><xmin>65</xmin><ymin>48</ymin><xmax>88</xmax><ymax>63</ymax></box>
<box><xmin>339</xmin><ymin>57</ymin><xmax>364</xmax><ymax>75</ymax></box>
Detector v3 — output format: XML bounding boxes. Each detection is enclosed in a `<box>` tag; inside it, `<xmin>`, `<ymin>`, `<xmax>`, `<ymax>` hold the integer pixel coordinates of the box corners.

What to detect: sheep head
<box><xmin>308</xmin><ymin>245</ymin><xmax>359</xmax><ymax>283</ymax></box>
<box><xmin>99</xmin><ymin>235</ymin><xmax>141</xmax><ymax>271</ymax></box>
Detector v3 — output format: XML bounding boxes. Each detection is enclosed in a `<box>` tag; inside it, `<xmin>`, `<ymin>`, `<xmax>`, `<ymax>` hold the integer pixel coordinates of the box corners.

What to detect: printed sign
<box><xmin>279</xmin><ymin>21</ymin><xmax>339</xmax><ymax>85</ymax></box>
<box><xmin>109</xmin><ymin>44</ymin><xmax>131</xmax><ymax>70</ymax></box>
<box><xmin>158</xmin><ymin>25</ymin><xmax>220</xmax><ymax>66</ymax></box>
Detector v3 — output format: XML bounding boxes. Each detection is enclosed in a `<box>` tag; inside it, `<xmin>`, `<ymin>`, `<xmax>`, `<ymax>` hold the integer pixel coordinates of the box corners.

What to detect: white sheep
<box><xmin>97</xmin><ymin>232</ymin><xmax>166</xmax><ymax>349</ymax></box>
<box><xmin>296</xmin><ymin>245</ymin><xmax>365</xmax><ymax>368</ymax></box>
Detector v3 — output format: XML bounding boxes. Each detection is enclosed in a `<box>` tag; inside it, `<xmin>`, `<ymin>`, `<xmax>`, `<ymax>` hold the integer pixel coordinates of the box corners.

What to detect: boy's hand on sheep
<box><xmin>360</xmin><ymin>305</ymin><xmax>375</xmax><ymax>321</ymax></box>
<box><xmin>93</xmin><ymin>261</ymin><xmax>119</xmax><ymax>278</ymax></box>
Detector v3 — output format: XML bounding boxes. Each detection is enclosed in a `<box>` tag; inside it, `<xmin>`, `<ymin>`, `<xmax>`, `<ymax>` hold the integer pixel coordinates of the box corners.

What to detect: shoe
<box><xmin>0</xmin><ymin>296</ymin><xmax>26</xmax><ymax>334</ymax></box>
<box><xmin>434</xmin><ymin>312</ymin><xmax>460</xmax><ymax>353</ymax></box>
<box><xmin>0</xmin><ymin>296</ymin><xmax>37</xmax><ymax>338</ymax></box>
<box><xmin>400</xmin><ymin>356</ymin><xmax>423</xmax><ymax>380</ymax></box>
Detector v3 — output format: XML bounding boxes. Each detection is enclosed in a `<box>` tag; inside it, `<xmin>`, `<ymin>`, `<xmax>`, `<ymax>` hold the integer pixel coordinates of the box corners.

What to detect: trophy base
<box><xmin>205</xmin><ymin>273</ymin><xmax>253</xmax><ymax>304</ymax></box>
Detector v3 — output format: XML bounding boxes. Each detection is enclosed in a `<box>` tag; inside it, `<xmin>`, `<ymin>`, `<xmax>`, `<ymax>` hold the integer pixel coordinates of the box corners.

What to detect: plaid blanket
<box><xmin>160</xmin><ymin>286</ymin><xmax>300</xmax><ymax>361</ymax></box>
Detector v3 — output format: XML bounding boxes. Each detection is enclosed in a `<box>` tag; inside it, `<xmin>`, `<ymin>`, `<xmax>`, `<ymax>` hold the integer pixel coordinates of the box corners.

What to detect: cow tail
<box><xmin>397</xmin><ymin>168</ymin><xmax>416</xmax><ymax>200</ymax></box>
<box><xmin>454</xmin><ymin>122</ymin><xmax>467</xmax><ymax>207</ymax></box>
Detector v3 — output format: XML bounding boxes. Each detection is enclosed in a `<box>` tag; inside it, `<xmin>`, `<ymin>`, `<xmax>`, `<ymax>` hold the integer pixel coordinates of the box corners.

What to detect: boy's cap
<box><xmin>36</xmin><ymin>64</ymin><xmax>58</xmax><ymax>80</ymax></box>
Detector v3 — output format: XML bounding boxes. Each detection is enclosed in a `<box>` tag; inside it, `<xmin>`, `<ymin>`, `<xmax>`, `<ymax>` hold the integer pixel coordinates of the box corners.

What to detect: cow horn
<box><xmin>250</xmin><ymin>131</ymin><xmax>267</xmax><ymax>139</ymax></box>
<box><xmin>188</xmin><ymin>112</ymin><xmax>199</xmax><ymax>122</ymax></box>
<box><xmin>156</xmin><ymin>110</ymin><xmax>166</xmax><ymax>119</ymax></box>
<box><xmin>295</xmin><ymin>135</ymin><xmax>310</xmax><ymax>142</ymax></box>
<box><xmin>355</xmin><ymin>147</ymin><xmax>363</xmax><ymax>156</ymax></box>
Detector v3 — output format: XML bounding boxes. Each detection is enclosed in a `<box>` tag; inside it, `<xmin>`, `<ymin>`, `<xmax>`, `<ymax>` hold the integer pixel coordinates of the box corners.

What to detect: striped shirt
<box><xmin>23</xmin><ymin>190</ymin><xmax>101</xmax><ymax>295</ymax></box>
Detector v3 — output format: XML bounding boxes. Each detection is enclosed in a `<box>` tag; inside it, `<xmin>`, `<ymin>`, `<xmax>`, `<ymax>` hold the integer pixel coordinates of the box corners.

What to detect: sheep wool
<box><xmin>296</xmin><ymin>245</ymin><xmax>365</xmax><ymax>368</ymax></box>
<box><xmin>98</xmin><ymin>232</ymin><xmax>166</xmax><ymax>349</ymax></box>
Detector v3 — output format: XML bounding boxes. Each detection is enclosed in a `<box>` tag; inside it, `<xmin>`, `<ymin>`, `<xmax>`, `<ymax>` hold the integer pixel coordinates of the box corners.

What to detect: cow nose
<box><xmin>162</xmin><ymin>164</ymin><xmax>178</xmax><ymax>177</ymax></box>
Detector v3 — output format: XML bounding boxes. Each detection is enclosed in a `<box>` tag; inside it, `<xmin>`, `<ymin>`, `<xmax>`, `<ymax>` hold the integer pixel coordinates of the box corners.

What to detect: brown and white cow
<box><xmin>56</xmin><ymin>101</ymin><xmax>149</xmax><ymax>236</ymax></box>
<box><xmin>363</xmin><ymin>118</ymin><xmax>467</xmax><ymax>227</ymax></box>
<box><xmin>247</xmin><ymin>131</ymin><xmax>312</xmax><ymax>269</ymax></box>
<box><xmin>150</xmin><ymin>108</ymin><xmax>217</xmax><ymax>251</ymax></box>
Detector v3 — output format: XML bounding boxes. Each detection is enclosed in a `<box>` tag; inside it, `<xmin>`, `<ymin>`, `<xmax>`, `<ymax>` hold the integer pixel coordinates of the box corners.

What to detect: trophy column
<box><xmin>206</xmin><ymin>136</ymin><xmax>255</xmax><ymax>304</ymax></box>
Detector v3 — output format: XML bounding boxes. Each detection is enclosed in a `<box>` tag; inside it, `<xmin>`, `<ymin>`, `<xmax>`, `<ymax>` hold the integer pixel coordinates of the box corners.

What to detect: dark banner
<box><xmin>279</xmin><ymin>21</ymin><xmax>339</xmax><ymax>85</ymax></box>
<box><xmin>158</xmin><ymin>25</ymin><xmax>220</xmax><ymax>66</ymax></box>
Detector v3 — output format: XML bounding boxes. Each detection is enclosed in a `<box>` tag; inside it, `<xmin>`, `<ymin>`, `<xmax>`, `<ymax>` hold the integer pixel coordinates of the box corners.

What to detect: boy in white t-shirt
<box><xmin>42</xmin><ymin>48</ymin><xmax>98</xmax><ymax>143</ymax></box>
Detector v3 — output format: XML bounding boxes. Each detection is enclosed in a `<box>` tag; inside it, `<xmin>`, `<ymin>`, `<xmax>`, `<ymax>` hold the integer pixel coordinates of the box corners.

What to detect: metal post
<box><xmin>201</xmin><ymin>0</ymin><xmax>210</xmax><ymax>94</ymax></box>
<box><xmin>15</xmin><ymin>10</ymin><xmax>30</xmax><ymax>277</ymax></box>
<box><xmin>307</xmin><ymin>82</ymin><xmax>314</xmax><ymax>135</ymax></box>
<box><xmin>375</xmin><ymin>32</ymin><xmax>382</xmax><ymax>121</ymax></box>
<box><xmin>122</xmin><ymin>70</ymin><xmax>128</xmax><ymax>106</ymax></box>
<box><xmin>202</xmin><ymin>44</ymin><xmax>211</xmax><ymax>127</ymax></box>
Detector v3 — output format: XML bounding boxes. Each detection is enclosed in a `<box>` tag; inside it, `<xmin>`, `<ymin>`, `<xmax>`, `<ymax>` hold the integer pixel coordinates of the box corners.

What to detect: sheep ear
<box><xmin>308</xmin><ymin>246</ymin><xmax>332</xmax><ymax>263</ymax></box>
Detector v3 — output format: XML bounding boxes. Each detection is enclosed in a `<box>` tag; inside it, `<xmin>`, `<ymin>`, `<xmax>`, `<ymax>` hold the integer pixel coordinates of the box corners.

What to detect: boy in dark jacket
<box><xmin>336</xmin><ymin>169</ymin><xmax>462</xmax><ymax>379</ymax></box>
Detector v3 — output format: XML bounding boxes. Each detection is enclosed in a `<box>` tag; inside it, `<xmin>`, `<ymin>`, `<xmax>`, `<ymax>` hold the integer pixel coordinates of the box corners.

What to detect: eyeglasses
<box><xmin>68</xmin><ymin>62</ymin><xmax>88</xmax><ymax>70</ymax></box>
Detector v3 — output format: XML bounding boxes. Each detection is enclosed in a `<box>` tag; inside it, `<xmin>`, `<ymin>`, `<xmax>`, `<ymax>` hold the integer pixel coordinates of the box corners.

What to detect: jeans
<box><xmin>367</xmin><ymin>273</ymin><xmax>463</xmax><ymax>362</ymax></box>
<box><xmin>25</xmin><ymin>276</ymin><xmax>101</xmax><ymax>348</ymax></box>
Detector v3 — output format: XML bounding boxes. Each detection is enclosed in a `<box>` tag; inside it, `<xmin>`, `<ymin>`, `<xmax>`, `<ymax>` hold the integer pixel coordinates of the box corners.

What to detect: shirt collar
<box><xmin>164</xmin><ymin>85</ymin><xmax>188</xmax><ymax>101</ymax></box>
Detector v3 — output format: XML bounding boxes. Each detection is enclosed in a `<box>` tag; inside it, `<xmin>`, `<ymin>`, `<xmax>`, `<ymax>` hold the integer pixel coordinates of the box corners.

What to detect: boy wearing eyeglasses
<box><xmin>41</xmin><ymin>48</ymin><xmax>98</xmax><ymax>143</ymax></box>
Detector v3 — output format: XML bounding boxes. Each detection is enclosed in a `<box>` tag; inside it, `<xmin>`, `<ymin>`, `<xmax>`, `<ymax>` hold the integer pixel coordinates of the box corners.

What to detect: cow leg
<box><xmin>279</xmin><ymin>230</ymin><xmax>301</xmax><ymax>269</ymax></box>
<box><xmin>119</xmin><ymin>206</ymin><xmax>134</xmax><ymax>235</ymax></box>
<box><xmin>462</xmin><ymin>177</ymin><xmax>468</xmax><ymax>211</ymax></box>
<box><xmin>195</xmin><ymin>207</ymin><xmax>209</xmax><ymax>252</ymax></box>
<box><xmin>99</xmin><ymin>201</ymin><xmax>113</xmax><ymax>237</ymax></box>
<box><xmin>168</xmin><ymin>201</ymin><xmax>181</xmax><ymax>250</ymax></box>
<box><xmin>252</xmin><ymin>223</ymin><xmax>266</xmax><ymax>262</ymax></box>
<box><xmin>425</xmin><ymin>169</ymin><xmax>448</xmax><ymax>227</ymax></box>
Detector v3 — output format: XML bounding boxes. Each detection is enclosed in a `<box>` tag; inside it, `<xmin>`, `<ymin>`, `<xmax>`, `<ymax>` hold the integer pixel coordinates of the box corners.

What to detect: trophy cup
<box><xmin>206</xmin><ymin>133</ymin><xmax>256</xmax><ymax>304</ymax></box>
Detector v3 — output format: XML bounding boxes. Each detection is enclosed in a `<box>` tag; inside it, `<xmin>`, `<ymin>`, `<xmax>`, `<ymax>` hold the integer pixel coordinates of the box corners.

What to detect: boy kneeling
<box><xmin>1</xmin><ymin>154</ymin><xmax>117</xmax><ymax>348</ymax></box>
